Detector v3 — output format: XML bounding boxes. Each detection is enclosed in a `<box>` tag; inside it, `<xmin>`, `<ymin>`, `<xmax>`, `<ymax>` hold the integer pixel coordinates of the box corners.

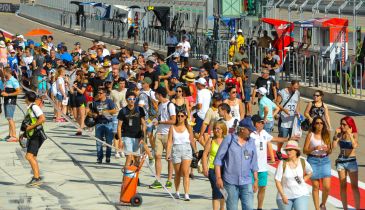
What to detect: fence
<box><xmin>19</xmin><ymin>4</ymin><xmax>365</xmax><ymax>98</ymax></box>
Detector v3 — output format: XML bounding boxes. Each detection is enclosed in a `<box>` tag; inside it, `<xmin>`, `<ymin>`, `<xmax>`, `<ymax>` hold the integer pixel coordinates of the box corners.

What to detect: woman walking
<box><xmin>275</xmin><ymin>141</ymin><xmax>313</xmax><ymax>210</ymax></box>
<box><xmin>223</xmin><ymin>86</ymin><xmax>245</xmax><ymax>122</ymax></box>
<box><xmin>303</xmin><ymin>116</ymin><xmax>332</xmax><ymax>210</ymax></box>
<box><xmin>332</xmin><ymin>116</ymin><xmax>360</xmax><ymax>210</ymax></box>
<box><xmin>69</xmin><ymin>70</ymin><xmax>87</xmax><ymax>135</ymax></box>
<box><xmin>304</xmin><ymin>90</ymin><xmax>332</xmax><ymax>130</ymax></box>
<box><xmin>201</xmin><ymin>121</ymin><xmax>227</xmax><ymax>210</ymax></box>
<box><xmin>55</xmin><ymin>67</ymin><xmax>67</xmax><ymax>122</ymax></box>
<box><xmin>166</xmin><ymin>110</ymin><xmax>197</xmax><ymax>201</ymax></box>
<box><xmin>171</xmin><ymin>86</ymin><xmax>192</xmax><ymax>124</ymax></box>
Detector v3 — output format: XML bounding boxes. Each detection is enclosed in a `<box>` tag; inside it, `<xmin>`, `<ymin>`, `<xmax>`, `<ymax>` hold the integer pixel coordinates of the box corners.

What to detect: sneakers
<box><xmin>96</xmin><ymin>159</ymin><xmax>102</xmax><ymax>164</ymax></box>
<box><xmin>165</xmin><ymin>180</ymin><xmax>172</xmax><ymax>189</ymax></box>
<box><xmin>7</xmin><ymin>136</ymin><xmax>18</xmax><ymax>142</ymax></box>
<box><xmin>174</xmin><ymin>192</ymin><xmax>180</xmax><ymax>199</ymax></box>
<box><xmin>276</xmin><ymin>151</ymin><xmax>283</xmax><ymax>160</ymax></box>
<box><xmin>115</xmin><ymin>152</ymin><xmax>121</xmax><ymax>159</ymax></box>
<box><xmin>26</xmin><ymin>177</ymin><xmax>42</xmax><ymax>187</ymax></box>
<box><xmin>184</xmin><ymin>194</ymin><xmax>190</xmax><ymax>201</ymax></box>
<box><xmin>0</xmin><ymin>136</ymin><xmax>10</xmax><ymax>142</ymax></box>
<box><xmin>106</xmin><ymin>158</ymin><xmax>110</xmax><ymax>163</ymax></box>
<box><xmin>149</xmin><ymin>180</ymin><xmax>162</xmax><ymax>189</ymax></box>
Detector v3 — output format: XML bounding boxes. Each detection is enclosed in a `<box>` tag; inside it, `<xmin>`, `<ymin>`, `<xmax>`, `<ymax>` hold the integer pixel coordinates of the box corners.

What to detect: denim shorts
<box><xmin>307</xmin><ymin>155</ymin><xmax>331</xmax><ymax>180</ymax></box>
<box><xmin>208</xmin><ymin>168</ymin><xmax>224</xmax><ymax>199</ymax></box>
<box><xmin>123</xmin><ymin>137</ymin><xmax>140</xmax><ymax>153</ymax></box>
<box><xmin>336</xmin><ymin>157</ymin><xmax>358</xmax><ymax>172</ymax></box>
<box><xmin>244</xmin><ymin>87</ymin><xmax>251</xmax><ymax>103</ymax></box>
<box><xmin>56</xmin><ymin>93</ymin><xmax>63</xmax><ymax>101</ymax></box>
<box><xmin>264</xmin><ymin>121</ymin><xmax>274</xmax><ymax>134</ymax></box>
<box><xmin>4</xmin><ymin>104</ymin><xmax>16</xmax><ymax>119</ymax></box>
<box><xmin>172</xmin><ymin>143</ymin><xmax>192</xmax><ymax>164</ymax></box>
<box><xmin>279</xmin><ymin>127</ymin><xmax>292</xmax><ymax>138</ymax></box>
<box><xmin>193</xmin><ymin>115</ymin><xmax>207</xmax><ymax>134</ymax></box>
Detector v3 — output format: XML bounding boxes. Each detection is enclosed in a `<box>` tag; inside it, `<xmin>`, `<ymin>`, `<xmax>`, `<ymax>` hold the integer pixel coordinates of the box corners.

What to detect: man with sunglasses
<box><xmin>117</xmin><ymin>91</ymin><xmax>146</xmax><ymax>166</ymax></box>
<box><xmin>89</xmin><ymin>88</ymin><xmax>117</xmax><ymax>164</ymax></box>
<box><xmin>89</xmin><ymin>68</ymin><xmax>107</xmax><ymax>99</ymax></box>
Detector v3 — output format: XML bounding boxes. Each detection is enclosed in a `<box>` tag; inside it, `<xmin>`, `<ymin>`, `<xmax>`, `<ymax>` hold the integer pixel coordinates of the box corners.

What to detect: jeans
<box><xmin>279</xmin><ymin>127</ymin><xmax>292</xmax><ymax>138</ymax></box>
<box><xmin>264</xmin><ymin>121</ymin><xmax>274</xmax><ymax>134</ymax></box>
<box><xmin>276</xmin><ymin>196</ymin><xmax>309</xmax><ymax>210</ymax></box>
<box><xmin>95</xmin><ymin>122</ymin><xmax>114</xmax><ymax>160</ymax></box>
<box><xmin>224</xmin><ymin>181</ymin><xmax>253</xmax><ymax>210</ymax></box>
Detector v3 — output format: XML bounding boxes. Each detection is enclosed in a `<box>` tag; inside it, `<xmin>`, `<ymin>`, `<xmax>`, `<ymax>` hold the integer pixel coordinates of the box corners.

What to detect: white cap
<box><xmin>97</xmin><ymin>41</ymin><xmax>105</xmax><ymax>46</ymax></box>
<box><xmin>17</xmin><ymin>35</ymin><xmax>24</xmax><ymax>39</ymax></box>
<box><xmin>237</xmin><ymin>29</ymin><xmax>243</xmax><ymax>33</ymax></box>
<box><xmin>256</xmin><ymin>87</ymin><xmax>267</xmax><ymax>95</ymax></box>
<box><xmin>195</xmin><ymin>78</ymin><xmax>207</xmax><ymax>86</ymax></box>
<box><xmin>201</xmin><ymin>55</ymin><xmax>209</xmax><ymax>60</ymax></box>
<box><xmin>227</xmin><ymin>62</ymin><xmax>234</xmax><ymax>66</ymax></box>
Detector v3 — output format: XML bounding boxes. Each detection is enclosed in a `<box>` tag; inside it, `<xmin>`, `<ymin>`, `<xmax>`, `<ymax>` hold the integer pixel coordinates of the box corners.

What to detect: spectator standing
<box><xmin>143</xmin><ymin>60</ymin><xmax>159</xmax><ymax>90</ymax></box>
<box><xmin>168</xmin><ymin>53</ymin><xmax>179</xmax><ymax>79</ymax></box>
<box><xmin>193</xmin><ymin>78</ymin><xmax>212</xmax><ymax>136</ymax></box>
<box><xmin>303</xmin><ymin>116</ymin><xmax>332</xmax><ymax>210</ymax></box>
<box><xmin>229</xmin><ymin>29</ymin><xmax>245</xmax><ymax>60</ymax></box>
<box><xmin>304</xmin><ymin>90</ymin><xmax>332</xmax><ymax>130</ymax></box>
<box><xmin>223</xmin><ymin>86</ymin><xmax>244</xmax><ymax>122</ymax></box>
<box><xmin>261</xmin><ymin>49</ymin><xmax>279</xmax><ymax>80</ymax></box>
<box><xmin>256</xmin><ymin>87</ymin><xmax>279</xmax><ymax>134</ymax></box>
<box><xmin>241</xmin><ymin>58</ymin><xmax>252</xmax><ymax>115</ymax></box>
<box><xmin>149</xmin><ymin>87</ymin><xmax>176</xmax><ymax>189</ymax></box>
<box><xmin>1</xmin><ymin>67</ymin><xmax>21</xmax><ymax>141</ymax></box>
<box><xmin>214</xmin><ymin>117</ymin><xmax>258</xmax><ymax>210</ymax></box>
<box><xmin>218</xmin><ymin>103</ymin><xmax>238</xmax><ymax>134</ymax></box>
<box><xmin>275</xmin><ymin>80</ymin><xmax>300</xmax><ymax>160</ymax></box>
<box><xmin>202</xmin><ymin>121</ymin><xmax>227</xmax><ymax>210</ymax></box>
<box><xmin>179</xmin><ymin>36</ymin><xmax>190</xmax><ymax>68</ymax></box>
<box><xmin>89</xmin><ymin>88</ymin><xmax>117</xmax><ymax>164</ymax></box>
<box><xmin>166</xmin><ymin>31</ymin><xmax>178</xmax><ymax>61</ymax></box>
<box><xmin>251</xmin><ymin>69</ymin><xmax>277</xmax><ymax>102</ymax></box>
<box><xmin>209</xmin><ymin>62</ymin><xmax>219</xmax><ymax>92</ymax></box>
<box><xmin>275</xmin><ymin>141</ymin><xmax>313</xmax><ymax>210</ymax></box>
<box><xmin>141</xmin><ymin>42</ymin><xmax>154</xmax><ymax>58</ymax></box>
<box><xmin>257</xmin><ymin>30</ymin><xmax>272</xmax><ymax>49</ymax></box>
<box><xmin>232</xmin><ymin>46</ymin><xmax>248</xmax><ymax>66</ymax></box>
<box><xmin>157</xmin><ymin>54</ymin><xmax>171</xmax><ymax>87</ymax></box>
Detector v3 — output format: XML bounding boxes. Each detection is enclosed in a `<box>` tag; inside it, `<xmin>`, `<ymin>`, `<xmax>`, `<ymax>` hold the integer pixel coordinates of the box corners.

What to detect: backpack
<box><xmin>282</xmin><ymin>158</ymin><xmax>306</xmax><ymax>176</ymax></box>
<box><xmin>139</xmin><ymin>91</ymin><xmax>158</xmax><ymax>119</ymax></box>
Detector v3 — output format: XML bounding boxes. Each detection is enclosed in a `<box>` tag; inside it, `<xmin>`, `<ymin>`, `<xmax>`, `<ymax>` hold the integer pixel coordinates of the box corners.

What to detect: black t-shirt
<box><xmin>263</xmin><ymin>58</ymin><xmax>277</xmax><ymax>76</ymax></box>
<box><xmin>117</xmin><ymin>106</ymin><xmax>146</xmax><ymax>138</ymax></box>
<box><xmin>143</xmin><ymin>70</ymin><xmax>159</xmax><ymax>90</ymax></box>
<box><xmin>255</xmin><ymin>77</ymin><xmax>276</xmax><ymax>100</ymax></box>
<box><xmin>89</xmin><ymin>77</ymin><xmax>105</xmax><ymax>96</ymax></box>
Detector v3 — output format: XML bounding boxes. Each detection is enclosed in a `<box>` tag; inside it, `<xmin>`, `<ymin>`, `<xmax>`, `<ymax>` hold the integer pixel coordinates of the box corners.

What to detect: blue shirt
<box><xmin>61</xmin><ymin>52</ymin><xmax>72</xmax><ymax>62</ymax></box>
<box><xmin>259</xmin><ymin>95</ymin><xmax>277</xmax><ymax>122</ymax></box>
<box><xmin>0</xmin><ymin>80</ymin><xmax>3</xmax><ymax>91</ymax></box>
<box><xmin>214</xmin><ymin>133</ymin><xmax>258</xmax><ymax>186</ymax></box>
<box><xmin>7</xmin><ymin>56</ymin><xmax>18</xmax><ymax>71</ymax></box>
<box><xmin>168</xmin><ymin>60</ymin><xmax>179</xmax><ymax>78</ymax></box>
<box><xmin>209</xmin><ymin>68</ymin><xmax>218</xmax><ymax>80</ymax></box>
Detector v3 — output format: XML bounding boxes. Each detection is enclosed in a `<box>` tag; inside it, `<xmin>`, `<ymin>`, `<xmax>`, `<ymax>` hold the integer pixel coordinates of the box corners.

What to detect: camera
<box><xmin>20</xmin><ymin>116</ymin><xmax>31</xmax><ymax>132</ymax></box>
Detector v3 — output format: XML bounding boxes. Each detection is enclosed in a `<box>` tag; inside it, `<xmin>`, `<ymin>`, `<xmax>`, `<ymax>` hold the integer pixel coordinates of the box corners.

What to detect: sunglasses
<box><xmin>231</xmin><ymin>91</ymin><xmax>237</xmax><ymax>94</ymax></box>
<box><xmin>177</xmin><ymin>90</ymin><xmax>182</xmax><ymax>93</ymax></box>
<box><xmin>127</xmin><ymin>98</ymin><xmax>136</xmax><ymax>101</ymax></box>
<box><xmin>313</xmin><ymin>94</ymin><xmax>321</xmax><ymax>97</ymax></box>
<box><xmin>177</xmin><ymin>115</ymin><xmax>185</xmax><ymax>118</ymax></box>
<box><xmin>315</xmin><ymin>122</ymin><xmax>324</xmax><ymax>125</ymax></box>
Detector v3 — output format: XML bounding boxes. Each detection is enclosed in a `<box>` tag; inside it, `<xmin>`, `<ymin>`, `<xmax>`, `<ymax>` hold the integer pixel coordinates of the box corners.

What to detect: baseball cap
<box><xmin>111</xmin><ymin>58</ymin><xmax>120</xmax><ymax>65</ymax></box>
<box><xmin>237</xmin><ymin>29</ymin><xmax>243</xmax><ymax>33</ymax></box>
<box><xmin>201</xmin><ymin>55</ymin><xmax>209</xmax><ymax>60</ymax></box>
<box><xmin>195</xmin><ymin>78</ymin><xmax>206</xmax><ymax>86</ymax></box>
<box><xmin>143</xmin><ymin>77</ymin><xmax>152</xmax><ymax>85</ymax></box>
<box><xmin>238</xmin><ymin>117</ymin><xmax>256</xmax><ymax>131</ymax></box>
<box><xmin>74</xmin><ymin>42</ymin><xmax>81</xmax><ymax>46</ymax></box>
<box><xmin>256</xmin><ymin>87</ymin><xmax>267</xmax><ymax>95</ymax></box>
<box><xmin>251</xmin><ymin>114</ymin><xmax>264</xmax><ymax>124</ymax></box>
<box><xmin>227</xmin><ymin>62</ymin><xmax>234</xmax><ymax>66</ymax></box>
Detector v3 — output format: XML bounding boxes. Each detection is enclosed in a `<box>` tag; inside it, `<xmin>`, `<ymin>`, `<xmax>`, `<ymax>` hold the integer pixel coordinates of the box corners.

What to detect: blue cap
<box><xmin>238</xmin><ymin>117</ymin><xmax>256</xmax><ymax>131</ymax></box>
<box><xmin>35</xmin><ymin>43</ymin><xmax>41</xmax><ymax>47</ymax></box>
<box><xmin>28</xmin><ymin>40</ymin><xmax>34</xmax><ymax>45</ymax></box>
<box><xmin>111</xmin><ymin>58</ymin><xmax>120</xmax><ymax>65</ymax></box>
<box><xmin>57</xmin><ymin>43</ymin><xmax>63</xmax><ymax>49</ymax></box>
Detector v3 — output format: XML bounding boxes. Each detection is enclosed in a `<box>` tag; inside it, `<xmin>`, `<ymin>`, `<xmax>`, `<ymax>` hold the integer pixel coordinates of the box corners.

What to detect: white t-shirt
<box><xmin>181</xmin><ymin>41</ymin><xmax>191</xmax><ymax>57</ymax></box>
<box><xmin>110</xmin><ymin>89</ymin><xmax>128</xmax><ymax>110</ymax></box>
<box><xmin>250</xmin><ymin>130</ymin><xmax>273</xmax><ymax>172</ymax></box>
<box><xmin>102</xmin><ymin>48</ymin><xmax>110</xmax><ymax>57</ymax></box>
<box><xmin>196</xmin><ymin>88</ymin><xmax>212</xmax><ymax>119</ymax></box>
<box><xmin>56</xmin><ymin>77</ymin><xmax>65</xmax><ymax>95</ymax></box>
<box><xmin>279</xmin><ymin>89</ymin><xmax>300</xmax><ymax>128</ymax></box>
<box><xmin>156</xmin><ymin>101</ymin><xmax>176</xmax><ymax>134</ymax></box>
<box><xmin>223</xmin><ymin>117</ymin><xmax>238</xmax><ymax>134</ymax></box>
<box><xmin>275</xmin><ymin>158</ymin><xmax>313</xmax><ymax>200</ymax></box>
<box><xmin>28</xmin><ymin>103</ymin><xmax>43</xmax><ymax>118</ymax></box>
<box><xmin>23</xmin><ymin>55</ymin><xmax>33</xmax><ymax>66</ymax></box>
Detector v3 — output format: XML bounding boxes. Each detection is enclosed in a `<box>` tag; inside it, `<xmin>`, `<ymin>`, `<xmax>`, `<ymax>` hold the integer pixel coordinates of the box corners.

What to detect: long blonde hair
<box><xmin>213</xmin><ymin>121</ymin><xmax>228</xmax><ymax>139</ymax></box>
<box><xmin>55</xmin><ymin>66</ymin><xmax>65</xmax><ymax>79</ymax></box>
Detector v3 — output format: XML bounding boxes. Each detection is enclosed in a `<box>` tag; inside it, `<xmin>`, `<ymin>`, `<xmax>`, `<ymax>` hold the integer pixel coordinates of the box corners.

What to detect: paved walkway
<box><xmin>0</xmin><ymin>98</ymin><xmax>337</xmax><ymax>210</ymax></box>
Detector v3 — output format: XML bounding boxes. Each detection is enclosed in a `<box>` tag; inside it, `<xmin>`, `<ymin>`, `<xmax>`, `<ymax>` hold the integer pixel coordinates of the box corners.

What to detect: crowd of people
<box><xmin>0</xmin><ymin>29</ymin><xmax>361</xmax><ymax>210</ymax></box>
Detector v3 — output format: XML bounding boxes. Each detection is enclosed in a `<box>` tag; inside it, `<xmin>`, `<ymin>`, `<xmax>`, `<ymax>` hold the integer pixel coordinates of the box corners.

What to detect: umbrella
<box><xmin>25</xmin><ymin>29</ymin><xmax>52</xmax><ymax>36</ymax></box>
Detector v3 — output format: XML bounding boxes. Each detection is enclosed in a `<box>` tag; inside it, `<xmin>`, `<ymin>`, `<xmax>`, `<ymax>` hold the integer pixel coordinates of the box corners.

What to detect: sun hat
<box><xmin>195</xmin><ymin>77</ymin><xmax>206</xmax><ymax>86</ymax></box>
<box><xmin>238</xmin><ymin>117</ymin><xmax>256</xmax><ymax>131</ymax></box>
<box><xmin>256</xmin><ymin>87</ymin><xmax>267</xmax><ymax>95</ymax></box>
<box><xmin>284</xmin><ymin>140</ymin><xmax>301</xmax><ymax>151</ymax></box>
<box><xmin>182</xmin><ymin>72</ymin><xmax>195</xmax><ymax>82</ymax></box>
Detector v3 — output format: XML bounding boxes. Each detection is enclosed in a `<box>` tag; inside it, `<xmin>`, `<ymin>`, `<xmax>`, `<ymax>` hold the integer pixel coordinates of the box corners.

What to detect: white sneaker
<box><xmin>174</xmin><ymin>192</ymin><xmax>180</xmax><ymax>199</ymax></box>
<box><xmin>184</xmin><ymin>194</ymin><xmax>190</xmax><ymax>201</ymax></box>
<box><xmin>120</xmin><ymin>152</ymin><xmax>125</xmax><ymax>158</ymax></box>
<box><xmin>115</xmin><ymin>152</ymin><xmax>120</xmax><ymax>158</ymax></box>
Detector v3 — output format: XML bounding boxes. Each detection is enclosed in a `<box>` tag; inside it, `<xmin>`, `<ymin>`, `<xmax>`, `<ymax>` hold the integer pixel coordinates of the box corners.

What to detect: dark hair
<box><xmin>218</xmin><ymin>103</ymin><xmax>231</xmax><ymax>113</ymax></box>
<box><xmin>314</xmin><ymin>90</ymin><xmax>324</xmax><ymax>96</ymax></box>
<box><xmin>175</xmin><ymin>110</ymin><xmax>188</xmax><ymax>126</ymax></box>
<box><xmin>155</xmin><ymin>86</ymin><xmax>167</xmax><ymax>98</ymax></box>
<box><xmin>291</xmin><ymin>80</ymin><xmax>300</xmax><ymax>85</ymax></box>
<box><xmin>311</xmin><ymin>116</ymin><xmax>331</xmax><ymax>152</ymax></box>
<box><xmin>126</xmin><ymin>91</ymin><xmax>137</xmax><ymax>99</ymax></box>
<box><xmin>25</xmin><ymin>91</ymin><xmax>37</xmax><ymax>102</ymax></box>
<box><xmin>226</xmin><ymin>86</ymin><xmax>236</xmax><ymax>93</ymax></box>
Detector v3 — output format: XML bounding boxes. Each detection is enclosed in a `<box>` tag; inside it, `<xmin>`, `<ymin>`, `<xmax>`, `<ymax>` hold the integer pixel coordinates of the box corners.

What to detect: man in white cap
<box><xmin>193</xmin><ymin>78</ymin><xmax>212</xmax><ymax>135</ymax></box>
<box><xmin>16</xmin><ymin>35</ymin><xmax>26</xmax><ymax>50</ymax></box>
<box><xmin>97</xmin><ymin>41</ymin><xmax>110</xmax><ymax>57</ymax></box>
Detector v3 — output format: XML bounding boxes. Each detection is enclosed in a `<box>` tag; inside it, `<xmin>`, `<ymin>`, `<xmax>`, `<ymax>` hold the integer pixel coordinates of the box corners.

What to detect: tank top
<box><xmin>229</xmin><ymin>99</ymin><xmax>240</xmax><ymax>121</ymax></box>
<box><xmin>339</xmin><ymin>139</ymin><xmax>353</xmax><ymax>150</ymax></box>
<box><xmin>174</xmin><ymin>99</ymin><xmax>187</xmax><ymax>113</ymax></box>
<box><xmin>309</xmin><ymin>132</ymin><xmax>327</xmax><ymax>156</ymax></box>
<box><xmin>309</xmin><ymin>101</ymin><xmax>325</xmax><ymax>119</ymax></box>
<box><xmin>172</xmin><ymin>127</ymin><xmax>190</xmax><ymax>145</ymax></box>
<box><xmin>209</xmin><ymin>139</ymin><xmax>220</xmax><ymax>169</ymax></box>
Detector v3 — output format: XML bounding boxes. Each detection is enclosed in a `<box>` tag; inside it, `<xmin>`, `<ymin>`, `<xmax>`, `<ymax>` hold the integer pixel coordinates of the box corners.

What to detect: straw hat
<box><xmin>182</xmin><ymin>72</ymin><xmax>195</xmax><ymax>82</ymax></box>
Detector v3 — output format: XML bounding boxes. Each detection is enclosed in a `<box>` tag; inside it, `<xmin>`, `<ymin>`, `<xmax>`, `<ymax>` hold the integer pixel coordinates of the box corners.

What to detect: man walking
<box><xmin>117</xmin><ymin>91</ymin><xmax>146</xmax><ymax>166</ymax></box>
<box><xmin>89</xmin><ymin>88</ymin><xmax>117</xmax><ymax>164</ymax></box>
<box><xmin>23</xmin><ymin>92</ymin><xmax>46</xmax><ymax>187</ymax></box>
<box><xmin>214</xmin><ymin>117</ymin><xmax>258</xmax><ymax>210</ymax></box>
